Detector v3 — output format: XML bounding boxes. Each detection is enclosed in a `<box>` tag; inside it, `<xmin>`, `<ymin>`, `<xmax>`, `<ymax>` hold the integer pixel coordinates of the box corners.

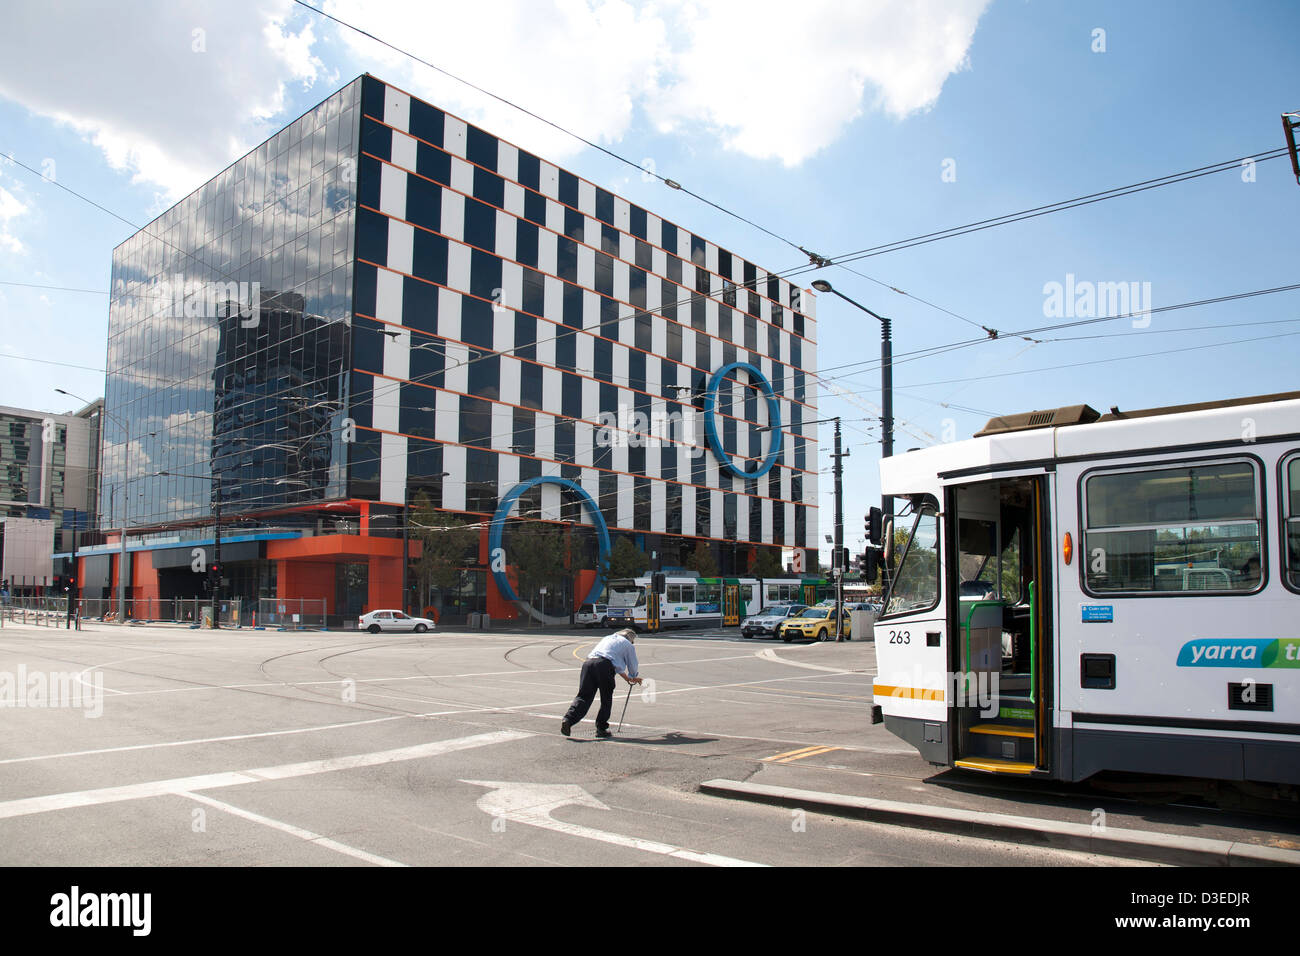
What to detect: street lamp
<box><xmin>810</xmin><ymin>280</ymin><xmax>894</xmax><ymax>588</ymax></box>
<box><xmin>57</xmin><ymin>388</ymin><xmax>152</xmax><ymax>623</ymax></box>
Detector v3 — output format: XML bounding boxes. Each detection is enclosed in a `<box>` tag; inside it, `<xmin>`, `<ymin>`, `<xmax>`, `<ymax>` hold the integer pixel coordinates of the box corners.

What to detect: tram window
<box><xmin>680</xmin><ymin>585</ymin><xmax>695</xmax><ymax>603</ymax></box>
<box><xmin>667</xmin><ymin>585</ymin><xmax>682</xmax><ymax>602</ymax></box>
<box><xmin>1082</xmin><ymin>460</ymin><xmax>1262</xmax><ymax>595</ymax></box>
<box><xmin>883</xmin><ymin>510</ymin><xmax>940</xmax><ymax>616</ymax></box>
<box><xmin>1284</xmin><ymin>454</ymin><xmax>1300</xmax><ymax>590</ymax></box>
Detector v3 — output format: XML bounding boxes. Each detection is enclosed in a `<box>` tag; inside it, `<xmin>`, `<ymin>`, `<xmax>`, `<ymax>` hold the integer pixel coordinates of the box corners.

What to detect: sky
<box><xmin>0</xmin><ymin>0</ymin><xmax>1297</xmax><ymax>562</ymax></box>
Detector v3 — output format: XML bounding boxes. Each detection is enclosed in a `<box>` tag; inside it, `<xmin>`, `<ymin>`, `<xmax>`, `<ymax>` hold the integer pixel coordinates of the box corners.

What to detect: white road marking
<box><xmin>183</xmin><ymin>791</ymin><xmax>407</xmax><ymax>867</ymax></box>
<box><xmin>0</xmin><ymin>730</ymin><xmax>532</xmax><ymax>821</ymax></box>
<box><xmin>83</xmin><ymin>652</ymin><xmax>759</xmax><ymax>698</ymax></box>
<box><xmin>464</xmin><ymin>780</ymin><xmax>767</xmax><ymax>867</ymax></box>
<box><xmin>0</xmin><ymin>714</ymin><xmax>409</xmax><ymax>766</ymax></box>
<box><xmin>755</xmin><ymin>647</ymin><xmax>861</xmax><ymax>674</ymax></box>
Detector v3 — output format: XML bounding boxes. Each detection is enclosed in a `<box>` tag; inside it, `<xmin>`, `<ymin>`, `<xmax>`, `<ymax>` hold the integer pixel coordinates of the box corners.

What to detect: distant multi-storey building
<box><xmin>0</xmin><ymin>401</ymin><xmax>100</xmax><ymax>591</ymax></box>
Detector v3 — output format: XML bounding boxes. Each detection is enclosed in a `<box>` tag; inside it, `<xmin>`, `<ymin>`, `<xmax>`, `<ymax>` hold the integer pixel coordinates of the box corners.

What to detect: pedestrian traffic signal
<box><xmin>865</xmin><ymin>507</ymin><xmax>883</xmax><ymax>545</ymax></box>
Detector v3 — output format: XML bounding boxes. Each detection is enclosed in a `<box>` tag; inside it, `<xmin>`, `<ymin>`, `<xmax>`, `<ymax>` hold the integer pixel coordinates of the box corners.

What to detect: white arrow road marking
<box><xmin>0</xmin><ymin>730</ymin><xmax>532</xmax><ymax>821</ymax></box>
<box><xmin>463</xmin><ymin>780</ymin><xmax>768</xmax><ymax>867</ymax></box>
<box><xmin>755</xmin><ymin>647</ymin><xmax>856</xmax><ymax>674</ymax></box>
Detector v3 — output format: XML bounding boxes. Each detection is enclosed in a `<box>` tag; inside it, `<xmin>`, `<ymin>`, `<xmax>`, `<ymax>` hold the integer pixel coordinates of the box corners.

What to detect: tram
<box><xmin>872</xmin><ymin>391</ymin><xmax>1300</xmax><ymax>786</ymax></box>
<box><xmin>605</xmin><ymin>573</ymin><xmax>833</xmax><ymax>629</ymax></box>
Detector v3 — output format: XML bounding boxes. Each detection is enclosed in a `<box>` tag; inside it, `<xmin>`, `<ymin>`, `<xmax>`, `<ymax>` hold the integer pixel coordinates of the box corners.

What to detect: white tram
<box><xmin>872</xmin><ymin>391</ymin><xmax>1300</xmax><ymax>785</ymax></box>
<box><xmin>605</xmin><ymin>573</ymin><xmax>832</xmax><ymax>629</ymax></box>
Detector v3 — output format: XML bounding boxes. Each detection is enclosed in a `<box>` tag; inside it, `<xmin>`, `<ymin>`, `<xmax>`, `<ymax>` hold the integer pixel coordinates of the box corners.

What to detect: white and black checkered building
<box><xmin>348</xmin><ymin>76</ymin><xmax>819</xmax><ymax>561</ymax></box>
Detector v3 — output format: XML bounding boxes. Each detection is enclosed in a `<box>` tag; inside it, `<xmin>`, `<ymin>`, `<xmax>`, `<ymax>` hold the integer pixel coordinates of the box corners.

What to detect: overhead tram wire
<box><xmin>11</xmin><ymin>125</ymin><xmax>1292</xmax><ymax>445</ymax></box>
<box><xmin>806</xmin><ymin>281</ymin><xmax>1300</xmax><ymax>388</ymax></box>
<box><xmin>11</xmin><ymin>134</ymin><xmax>1287</xmax><ymax>399</ymax></box>
<box><xmin>789</xmin><ymin>147</ymin><xmax>1291</xmax><ymax>281</ymax></box>
<box><xmin>883</xmin><ymin>327</ymin><xmax>1300</xmax><ymax>392</ymax></box>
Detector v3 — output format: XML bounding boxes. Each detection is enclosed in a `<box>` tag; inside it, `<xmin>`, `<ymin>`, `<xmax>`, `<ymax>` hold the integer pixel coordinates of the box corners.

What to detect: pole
<box><xmin>212</xmin><ymin>481</ymin><xmax>222</xmax><ymax>629</ymax></box>
<box><xmin>880</xmin><ymin>317</ymin><xmax>894</xmax><ymax>595</ymax></box>
<box><xmin>402</xmin><ymin>485</ymin><xmax>410</xmax><ymax>616</ymax></box>
<box><xmin>117</xmin><ymin>440</ymin><xmax>129</xmax><ymax>623</ymax></box>
<box><xmin>832</xmin><ymin>419</ymin><xmax>846</xmax><ymax>641</ymax></box>
<box><xmin>66</xmin><ymin>510</ymin><xmax>78</xmax><ymax>629</ymax></box>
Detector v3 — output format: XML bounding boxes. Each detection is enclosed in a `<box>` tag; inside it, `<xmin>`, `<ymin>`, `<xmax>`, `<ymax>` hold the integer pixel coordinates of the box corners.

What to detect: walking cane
<box><xmin>617</xmin><ymin>683</ymin><xmax>633</xmax><ymax>733</ymax></box>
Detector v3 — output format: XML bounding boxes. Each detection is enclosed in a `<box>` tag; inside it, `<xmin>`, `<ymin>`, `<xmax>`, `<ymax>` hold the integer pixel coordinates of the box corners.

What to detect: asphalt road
<box><xmin>0</xmin><ymin>620</ymin><xmax>1162</xmax><ymax>867</ymax></box>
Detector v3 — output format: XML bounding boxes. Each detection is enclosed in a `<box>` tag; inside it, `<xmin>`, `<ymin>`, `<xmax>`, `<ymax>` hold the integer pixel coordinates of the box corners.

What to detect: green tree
<box><xmin>411</xmin><ymin>494</ymin><xmax>479</xmax><ymax>612</ymax></box>
<box><xmin>684</xmin><ymin>541</ymin><xmax>719</xmax><ymax>577</ymax></box>
<box><xmin>752</xmin><ymin>547</ymin><xmax>784</xmax><ymax>578</ymax></box>
<box><xmin>606</xmin><ymin>536</ymin><xmax>650</xmax><ymax>579</ymax></box>
<box><xmin>509</xmin><ymin>521</ymin><xmax>571</xmax><ymax>608</ymax></box>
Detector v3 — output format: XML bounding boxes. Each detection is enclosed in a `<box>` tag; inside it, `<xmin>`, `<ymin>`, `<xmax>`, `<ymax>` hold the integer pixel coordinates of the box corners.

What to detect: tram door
<box><xmin>947</xmin><ymin>474</ymin><xmax>1051</xmax><ymax>775</ymax></box>
<box><xmin>723</xmin><ymin>584</ymin><xmax>740</xmax><ymax>626</ymax></box>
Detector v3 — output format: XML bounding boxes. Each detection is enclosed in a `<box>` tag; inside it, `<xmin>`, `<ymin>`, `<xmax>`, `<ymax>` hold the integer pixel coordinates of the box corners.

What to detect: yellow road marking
<box><xmin>776</xmin><ymin>746</ymin><xmax>841</xmax><ymax>764</ymax></box>
<box><xmin>762</xmin><ymin>745</ymin><xmax>843</xmax><ymax>764</ymax></box>
<box><xmin>763</xmin><ymin>745</ymin><xmax>824</xmax><ymax>762</ymax></box>
<box><xmin>572</xmin><ymin>642</ymin><xmax>594</xmax><ymax>660</ymax></box>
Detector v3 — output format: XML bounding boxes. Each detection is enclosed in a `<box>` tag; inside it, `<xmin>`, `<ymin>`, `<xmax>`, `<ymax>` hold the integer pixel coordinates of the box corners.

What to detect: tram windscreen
<box><xmin>884</xmin><ymin>509</ymin><xmax>940</xmax><ymax>615</ymax></box>
<box><xmin>607</xmin><ymin>580</ymin><xmax>646</xmax><ymax>607</ymax></box>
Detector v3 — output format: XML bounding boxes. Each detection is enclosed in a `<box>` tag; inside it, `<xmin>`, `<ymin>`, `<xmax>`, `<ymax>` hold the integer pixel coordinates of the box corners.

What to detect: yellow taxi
<box><xmin>777</xmin><ymin>605</ymin><xmax>851</xmax><ymax>642</ymax></box>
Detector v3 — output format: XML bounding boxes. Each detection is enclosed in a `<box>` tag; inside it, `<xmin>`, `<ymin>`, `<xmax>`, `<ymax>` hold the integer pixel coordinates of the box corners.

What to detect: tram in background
<box><xmin>605</xmin><ymin>573</ymin><xmax>833</xmax><ymax>630</ymax></box>
<box><xmin>872</xmin><ymin>391</ymin><xmax>1300</xmax><ymax>789</ymax></box>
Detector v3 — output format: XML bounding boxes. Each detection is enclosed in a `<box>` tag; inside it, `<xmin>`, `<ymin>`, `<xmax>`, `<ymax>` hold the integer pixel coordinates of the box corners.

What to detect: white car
<box><xmin>575</xmin><ymin>604</ymin><xmax>610</xmax><ymax>628</ymax></box>
<box><xmin>360</xmin><ymin>609</ymin><xmax>435</xmax><ymax>633</ymax></box>
<box><xmin>740</xmin><ymin>604</ymin><xmax>809</xmax><ymax>639</ymax></box>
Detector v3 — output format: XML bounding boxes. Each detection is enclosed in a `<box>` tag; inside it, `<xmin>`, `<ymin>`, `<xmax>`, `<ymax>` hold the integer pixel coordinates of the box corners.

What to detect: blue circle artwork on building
<box><xmin>703</xmin><ymin>362</ymin><xmax>782</xmax><ymax>479</ymax></box>
<box><xmin>489</xmin><ymin>476</ymin><xmax>612</xmax><ymax>607</ymax></box>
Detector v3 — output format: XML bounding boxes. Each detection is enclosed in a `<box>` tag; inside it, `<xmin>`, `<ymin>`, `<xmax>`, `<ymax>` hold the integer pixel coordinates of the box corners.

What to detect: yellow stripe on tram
<box><xmin>872</xmin><ymin>684</ymin><xmax>946</xmax><ymax>702</ymax></box>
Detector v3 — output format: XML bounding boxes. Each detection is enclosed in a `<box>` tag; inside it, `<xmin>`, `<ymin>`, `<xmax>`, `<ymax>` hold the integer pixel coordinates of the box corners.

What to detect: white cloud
<box><xmin>649</xmin><ymin>0</ymin><xmax>992</xmax><ymax>166</ymax></box>
<box><xmin>0</xmin><ymin>168</ymin><xmax>28</xmax><ymax>254</ymax></box>
<box><xmin>325</xmin><ymin>0</ymin><xmax>669</xmax><ymax>161</ymax></box>
<box><xmin>0</xmin><ymin>0</ymin><xmax>988</xmax><ymax>200</ymax></box>
<box><xmin>325</xmin><ymin>0</ymin><xmax>989</xmax><ymax>167</ymax></box>
<box><xmin>0</xmin><ymin>0</ymin><xmax>324</xmax><ymax>199</ymax></box>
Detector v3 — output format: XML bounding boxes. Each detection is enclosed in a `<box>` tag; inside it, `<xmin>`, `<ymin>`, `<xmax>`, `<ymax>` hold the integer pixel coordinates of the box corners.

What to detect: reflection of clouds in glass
<box><xmin>102</xmin><ymin>79</ymin><xmax>360</xmax><ymax>532</ymax></box>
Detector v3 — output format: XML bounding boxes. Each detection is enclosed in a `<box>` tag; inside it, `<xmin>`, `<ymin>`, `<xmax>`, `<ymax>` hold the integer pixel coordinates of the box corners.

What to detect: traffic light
<box><xmin>865</xmin><ymin>507</ymin><xmax>883</xmax><ymax>546</ymax></box>
<box><xmin>651</xmin><ymin>572</ymin><xmax>666</xmax><ymax>594</ymax></box>
<box><xmin>859</xmin><ymin>549</ymin><xmax>880</xmax><ymax>580</ymax></box>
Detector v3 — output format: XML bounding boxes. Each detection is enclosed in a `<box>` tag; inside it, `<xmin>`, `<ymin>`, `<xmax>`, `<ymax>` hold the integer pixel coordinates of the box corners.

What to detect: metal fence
<box><xmin>256</xmin><ymin>598</ymin><xmax>327</xmax><ymax>630</ymax></box>
<box><xmin>1</xmin><ymin>596</ymin><xmax>71</xmax><ymax>627</ymax></box>
<box><xmin>75</xmin><ymin>597</ymin><xmax>242</xmax><ymax>627</ymax></box>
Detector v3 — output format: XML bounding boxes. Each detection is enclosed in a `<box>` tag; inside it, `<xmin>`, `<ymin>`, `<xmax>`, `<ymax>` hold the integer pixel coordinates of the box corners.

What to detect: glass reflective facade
<box><xmin>104</xmin><ymin>80</ymin><xmax>361</xmax><ymax>529</ymax></box>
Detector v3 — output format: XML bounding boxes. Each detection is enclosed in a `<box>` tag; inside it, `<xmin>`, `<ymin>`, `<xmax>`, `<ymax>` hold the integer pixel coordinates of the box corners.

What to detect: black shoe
<box><xmin>595</xmin><ymin>728</ymin><xmax>612</xmax><ymax>738</ymax></box>
<box><xmin>560</xmin><ymin>720</ymin><xmax>572</xmax><ymax>737</ymax></box>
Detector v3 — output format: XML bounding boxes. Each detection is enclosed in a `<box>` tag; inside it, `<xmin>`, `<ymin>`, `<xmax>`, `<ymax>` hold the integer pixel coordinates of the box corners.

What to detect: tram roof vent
<box><xmin>974</xmin><ymin>404</ymin><xmax>1100</xmax><ymax>437</ymax></box>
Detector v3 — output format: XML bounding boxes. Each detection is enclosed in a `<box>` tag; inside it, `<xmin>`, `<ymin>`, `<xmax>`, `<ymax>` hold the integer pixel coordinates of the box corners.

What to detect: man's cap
<box><xmin>615</xmin><ymin>627</ymin><xmax>636</xmax><ymax>642</ymax></box>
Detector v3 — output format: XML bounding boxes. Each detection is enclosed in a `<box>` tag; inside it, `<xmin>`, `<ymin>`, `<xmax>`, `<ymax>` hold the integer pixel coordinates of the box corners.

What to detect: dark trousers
<box><xmin>564</xmin><ymin>657</ymin><xmax>616</xmax><ymax>731</ymax></box>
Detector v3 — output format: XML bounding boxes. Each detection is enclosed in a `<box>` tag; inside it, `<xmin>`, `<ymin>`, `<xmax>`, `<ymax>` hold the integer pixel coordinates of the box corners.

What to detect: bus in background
<box><xmin>872</xmin><ymin>391</ymin><xmax>1300</xmax><ymax>791</ymax></box>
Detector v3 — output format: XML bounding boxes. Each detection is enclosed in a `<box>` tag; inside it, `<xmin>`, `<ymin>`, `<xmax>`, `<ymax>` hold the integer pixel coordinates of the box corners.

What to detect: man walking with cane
<box><xmin>562</xmin><ymin>628</ymin><xmax>642</xmax><ymax>738</ymax></box>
